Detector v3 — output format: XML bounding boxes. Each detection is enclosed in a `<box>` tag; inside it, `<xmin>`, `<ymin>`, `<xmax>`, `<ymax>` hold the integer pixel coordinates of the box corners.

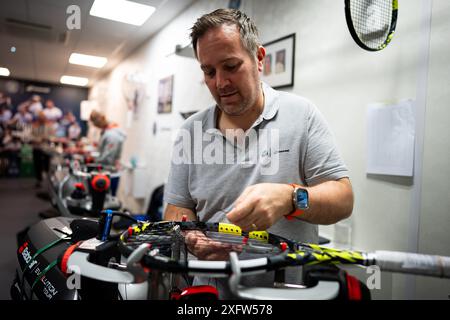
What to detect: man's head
<box><xmin>89</xmin><ymin>110</ymin><xmax>108</xmax><ymax>129</ymax></box>
<box><xmin>31</xmin><ymin>95</ymin><xmax>41</xmax><ymax>103</ymax></box>
<box><xmin>66</xmin><ymin>112</ymin><xmax>76</xmax><ymax>123</ymax></box>
<box><xmin>45</xmin><ymin>99</ymin><xmax>55</xmax><ymax>108</ymax></box>
<box><xmin>18</xmin><ymin>104</ymin><xmax>27</xmax><ymax>114</ymax></box>
<box><xmin>191</xmin><ymin>9</ymin><xmax>261</xmax><ymax>60</ymax></box>
<box><xmin>190</xmin><ymin>9</ymin><xmax>265</xmax><ymax>117</ymax></box>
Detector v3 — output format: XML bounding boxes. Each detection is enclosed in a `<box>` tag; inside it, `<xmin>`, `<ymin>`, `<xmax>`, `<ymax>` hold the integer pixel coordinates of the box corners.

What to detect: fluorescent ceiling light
<box><xmin>90</xmin><ymin>0</ymin><xmax>156</xmax><ymax>26</ymax></box>
<box><xmin>0</xmin><ymin>67</ymin><xmax>10</xmax><ymax>76</ymax></box>
<box><xmin>60</xmin><ymin>75</ymin><xmax>89</xmax><ymax>86</ymax></box>
<box><xmin>69</xmin><ymin>53</ymin><xmax>107</xmax><ymax>68</ymax></box>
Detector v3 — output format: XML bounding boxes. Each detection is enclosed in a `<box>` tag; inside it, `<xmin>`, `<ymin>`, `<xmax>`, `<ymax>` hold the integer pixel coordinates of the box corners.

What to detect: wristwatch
<box><xmin>285</xmin><ymin>184</ymin><xmax>309</xmax><ymax>220</ymax></box>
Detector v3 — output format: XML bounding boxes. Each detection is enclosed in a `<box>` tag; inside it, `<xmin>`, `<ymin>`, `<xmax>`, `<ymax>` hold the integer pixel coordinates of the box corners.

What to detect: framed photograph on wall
<box><xmin>261</xmin><ymin>33</ymin><xmax>295</xmax><ymax>89</ymax></box>
<box><xmin>157</xmin><ymin>75</ymin><xmax>174</xmax><ymax>114</ymax></box>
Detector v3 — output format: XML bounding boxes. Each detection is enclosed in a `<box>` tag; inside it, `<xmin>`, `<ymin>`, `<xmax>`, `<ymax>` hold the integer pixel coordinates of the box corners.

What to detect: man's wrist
<box><xmin>284</xmin><ymin>183</ymin><xmax>307</xmax><ymax>220</ymax></box>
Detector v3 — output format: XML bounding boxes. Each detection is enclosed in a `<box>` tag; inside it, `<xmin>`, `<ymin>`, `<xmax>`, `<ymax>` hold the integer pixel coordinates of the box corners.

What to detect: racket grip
<box><xmin>374</xmin><ymin>251</ymin><xmax>450</xmax><ymax>278</ymax></box>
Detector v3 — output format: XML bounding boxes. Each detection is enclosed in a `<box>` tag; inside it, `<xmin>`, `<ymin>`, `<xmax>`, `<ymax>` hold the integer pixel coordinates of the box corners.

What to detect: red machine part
<box><xmin>91</xmin><ymin>174</ymin><xmax>110</xmax><ymax>192</ymax></box>
<box><xmin>171</xmin><ymin>285</ymin><xmax>219</xmax><ymax>300</ymax></box>
<box><xmin>74</xmin><ymin>182</ymin><xmax>85</xmax><ymax>191</ymax></box>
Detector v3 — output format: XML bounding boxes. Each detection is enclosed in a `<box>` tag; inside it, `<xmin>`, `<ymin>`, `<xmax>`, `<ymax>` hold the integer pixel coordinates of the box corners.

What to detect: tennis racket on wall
<box><xmin>118</xmin><ymin>220</ymin><xmax>450</xmax><ymax>278</ymax></box>
<box><xmin>345</xmin><ymin>0</ymin><xmax>398</xmax><ymax>51</ymax></box>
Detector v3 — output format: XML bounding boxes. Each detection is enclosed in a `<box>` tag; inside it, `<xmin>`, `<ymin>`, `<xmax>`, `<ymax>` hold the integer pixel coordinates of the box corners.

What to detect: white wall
<box><xmin>415</xmin><ymin>0</ymin><xmax>450</xmax><ymax>299</ymax></box>
<box><xmin>88</xmin><ymin>0</ymin><xmax>225</xmax><ymax>211</ymax></box>
<box><xmin>89</xmin><ymin>0</ymin><xmax>450</xmax><ymax>299</ymax></box>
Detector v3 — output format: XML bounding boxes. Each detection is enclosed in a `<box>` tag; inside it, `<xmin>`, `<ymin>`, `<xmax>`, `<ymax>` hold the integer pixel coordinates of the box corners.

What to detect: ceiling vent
<box><xmin>25</xmin><ymin>85</ymin><xmax>51</xmax><ymax>94</ymax></box>
<box><xmin>2</xmin><ymin>18</ymin><xmax>68</xmax><ymax>44</ymax></box>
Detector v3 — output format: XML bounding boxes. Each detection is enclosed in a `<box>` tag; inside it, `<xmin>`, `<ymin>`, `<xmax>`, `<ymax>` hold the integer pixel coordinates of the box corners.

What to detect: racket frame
<box><xmin>345</xmin><ymin>0</ymin><xmax>398</xmax><ymax>51</ymax></box>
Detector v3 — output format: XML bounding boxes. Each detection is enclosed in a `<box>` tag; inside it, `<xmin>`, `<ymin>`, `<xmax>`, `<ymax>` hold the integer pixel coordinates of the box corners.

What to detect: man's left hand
<box><xmin>226</xmin><ymin>183</ymin><xmax>294</xmax><ymax>231</ymax></box>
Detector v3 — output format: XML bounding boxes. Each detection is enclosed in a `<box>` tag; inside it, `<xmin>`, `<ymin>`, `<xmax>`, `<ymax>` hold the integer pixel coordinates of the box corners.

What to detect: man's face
<box><xmin>196</xmin><ymin>24</ymin><xmax>265</xmax><ymax>116</ymax></box>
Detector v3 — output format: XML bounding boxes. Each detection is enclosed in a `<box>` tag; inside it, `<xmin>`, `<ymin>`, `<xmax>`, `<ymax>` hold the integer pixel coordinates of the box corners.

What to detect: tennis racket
<box><xmin>345</xmin><ymin>0</ymin><xmax>398</xmax><ymax>51</ymax></box>
<box><xmin>118</xmin><ymin>220</ymin><xmax>450</xmax><ymax>278</ymax></box>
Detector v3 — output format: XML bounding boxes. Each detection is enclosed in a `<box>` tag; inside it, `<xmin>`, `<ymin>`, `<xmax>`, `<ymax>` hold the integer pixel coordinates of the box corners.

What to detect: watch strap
<box><xmin>285</xmin><ymin>184</ymin><xmax>305</xmax><ymax>220</ymax></box>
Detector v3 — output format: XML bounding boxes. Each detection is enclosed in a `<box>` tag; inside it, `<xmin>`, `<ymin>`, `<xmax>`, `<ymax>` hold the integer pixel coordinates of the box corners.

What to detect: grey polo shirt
<box><xmin>164</xmin><ymin>82</ymin><xmax>349</xmax><ymax>298</ymax></box>
<box><xmin>165</xmin><ymin>82</ymin><xmax>348</xmax><ymax>244</ymax></box>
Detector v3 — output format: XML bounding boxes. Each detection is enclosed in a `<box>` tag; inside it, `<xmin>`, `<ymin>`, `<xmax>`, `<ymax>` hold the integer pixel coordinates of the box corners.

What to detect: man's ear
<box><xmin>256</xmin><ymin>46</ymin><xmax>266</xmax><ymax>73</ymax></box>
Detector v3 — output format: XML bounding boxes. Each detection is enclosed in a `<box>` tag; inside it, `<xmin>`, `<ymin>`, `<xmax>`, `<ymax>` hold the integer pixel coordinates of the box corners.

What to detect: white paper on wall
<box><xmin>132</xmin><ymin>168</ymin><xmax>148</xmax><ymax>199</ymax></box>
<box><xmin>366</xmin><ymin>100</ymin><xmax>415</xmax><ymax>177</ymax></box>
<box><xmin>126</xmin><ymin>110</ymin><xmax>133</xmax><ymax>129</ymax></box>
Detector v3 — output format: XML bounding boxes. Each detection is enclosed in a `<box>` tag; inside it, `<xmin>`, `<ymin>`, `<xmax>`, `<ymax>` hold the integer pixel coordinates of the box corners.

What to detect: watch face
<box><xmin>296</xmin><ymin>188</ymin><xmax>309</xmax><ymax>209</ymax></box>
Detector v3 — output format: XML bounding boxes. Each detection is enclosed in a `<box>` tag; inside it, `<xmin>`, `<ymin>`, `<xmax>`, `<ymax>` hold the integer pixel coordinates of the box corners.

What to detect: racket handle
<box><xmin>374</xmin><ymin>251</ymin><xmax>450</xmax><ymax>278</ymax></box>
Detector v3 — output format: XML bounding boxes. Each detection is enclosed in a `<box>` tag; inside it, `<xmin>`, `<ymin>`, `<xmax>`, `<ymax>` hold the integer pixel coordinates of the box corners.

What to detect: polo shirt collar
<box><xmin>259</xmin><ymin>81</ymin><xmax>280</xmax><ymax>121</ymax></box>
<box><xmin>204</xmin><ymin>81</ymin><xmax>280</xmax><ymax>132</ymax></box>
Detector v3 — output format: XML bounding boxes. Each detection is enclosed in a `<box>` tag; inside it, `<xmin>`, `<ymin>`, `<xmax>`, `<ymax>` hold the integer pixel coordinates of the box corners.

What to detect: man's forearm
<box><xmin>297</xmin><ymin>178</ymin><xmax>353</xmax><ymax>225</ymax></box>
<box><xmin>164</xmin><ymin>204</ymin><xmax>197</xmax><ymax>221</ymax></box>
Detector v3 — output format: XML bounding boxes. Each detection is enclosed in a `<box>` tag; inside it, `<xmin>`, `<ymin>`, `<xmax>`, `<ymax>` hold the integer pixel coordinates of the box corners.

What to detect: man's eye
<box><xmin>224</xmin><ymin>64</ymin><xmax>237</xmax><ymax>71</ymax></box>
<box><xmin>204</xmin><ymin>69</ymin><xmax>215</xmax><ymax>77</ymax></box>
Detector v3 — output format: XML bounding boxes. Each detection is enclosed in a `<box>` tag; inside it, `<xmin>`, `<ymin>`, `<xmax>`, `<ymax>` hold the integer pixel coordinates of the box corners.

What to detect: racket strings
<box><xmin>124</xmin><ymin>226</ymin><xmax>284</xmax><ymax>261</ymax></box>
<box><xmin>203</xmin><ymin>231</ymin><xmax>283</xmax><ymax>255</ymax></box>
<box><xmin>126</xmin><ymin>229</ymin><xmax>178</xmax><ymax>255</ymax></box>
<box><xmin>351</xmin><ymin>0</ymin><xmax>393</xmax><ymax>49</ymax></box>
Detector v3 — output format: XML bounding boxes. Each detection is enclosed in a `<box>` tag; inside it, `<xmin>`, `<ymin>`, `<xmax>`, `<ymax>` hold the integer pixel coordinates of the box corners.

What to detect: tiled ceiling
<box><xmin>0</xmin><ymin>0</ymin><xmax>196</xmax><ymax>86</ymax></box>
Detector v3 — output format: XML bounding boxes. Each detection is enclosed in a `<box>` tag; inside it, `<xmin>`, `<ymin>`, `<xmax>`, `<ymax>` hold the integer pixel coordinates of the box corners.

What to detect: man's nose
<box><xmin>215</xmin><ymin>70</ymin><xmax>231</xmax><ymax>90</ymax></box>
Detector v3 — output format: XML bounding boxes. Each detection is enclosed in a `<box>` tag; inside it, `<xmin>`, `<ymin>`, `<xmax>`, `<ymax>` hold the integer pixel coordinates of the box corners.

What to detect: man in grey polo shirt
<box><xmin>164</xmin><ymin>9</ymin><xmax>353</xmax><ymax>298</ymax></box>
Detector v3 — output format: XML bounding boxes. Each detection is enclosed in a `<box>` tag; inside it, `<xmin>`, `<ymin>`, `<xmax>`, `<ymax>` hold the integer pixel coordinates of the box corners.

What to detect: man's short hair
<box><xmin>90</xmin><ymin>110</ymin><xmax>104</xmax><ymax>122</ymax></box>
<box><xmin>190</xmin><ymin>8</ymin><xmax>260</xmax><ymax>59</ymax></box>
<box><xmin>89</xmin><ymin>110</ymin><xmax>108</xmax><ymax>128</ymax></box>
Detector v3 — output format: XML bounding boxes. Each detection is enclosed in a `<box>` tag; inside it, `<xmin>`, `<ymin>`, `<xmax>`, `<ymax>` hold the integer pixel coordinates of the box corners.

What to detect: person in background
<box><xmin>8</xmin><ymin>104</ymin><xmax>33</xmax><ymax>129</ymax></box>
<box><xmin>89</xmin><ymin>110</ymin><xmax>126</xmax><ymax>168</ymax></box>
<box><xmin>0</xmin><ymin>105</ymin><xmax>12</xmax><ymax>128</ymax></box>
<box><xmin>31</xmin><ymin>111</ymin><xmax>55</xmax><ymax>187</ymax></box>
<box><xmin>54</xmin><ymin>111</ymin><xmax>81</xmax><ymax>140</ymax></box>
<box><xmin>0</xmin><ymin>92</ymin><xmax>13</xmax><ymax>128</ymax></box>
<box><xmin>67</xmin><ymin>112</ymin><xmax>81</xmax><ymax>141</ymax></box>
<box><xmin>0</xmin><ymin>127</ymin><xmax>22</xmax><ymax>177</ymax></box>
<box><xmin>0</xmin><ymin>92</ymin><xmax>13</xmax><ymax>111</ymax></box>
<box><xmin>28</xmin><ymin>95</ymin><xmax>43</xmax><ymax>117</ymax></box>
<box><xmin>89</xmin><ymin>110</ymin><xmax>126</xmax><ymax>196</ymax></box>
<box><xmin>42</xmin><ymin>99</ymin><xmax>63</xmax><ymax>122</ymax></box>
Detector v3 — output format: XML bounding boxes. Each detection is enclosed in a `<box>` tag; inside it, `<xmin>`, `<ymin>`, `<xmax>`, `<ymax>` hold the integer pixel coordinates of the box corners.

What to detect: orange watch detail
<box><xmin>284</xmin><ymin>183</ymin><xmax>304</xmax><ymax>220</ymax></box>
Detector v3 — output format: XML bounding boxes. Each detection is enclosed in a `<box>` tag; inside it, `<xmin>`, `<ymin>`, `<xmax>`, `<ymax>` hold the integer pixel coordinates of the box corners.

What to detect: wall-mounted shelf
<box><xmin>175</xmin><ymin>44</ymin><xmax>195</xmax><ymax>59</ymax></box>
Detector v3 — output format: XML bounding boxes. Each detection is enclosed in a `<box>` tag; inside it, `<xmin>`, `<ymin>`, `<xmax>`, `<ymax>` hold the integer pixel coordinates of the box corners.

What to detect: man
<box><xmin>89</xmin><ymin>110</ymin><xmax>126</xmax><ymax>167</ymax></box>
<box><xmin>42</xmin><ymin>99</ymin><xmax>63</xmax><ymax>122</ymax></box>
<box><xmin>66</xmin><ymin>112</ymin><xmax>81</xmax><ymax>141</ymax></box>
<box><xmin>31</xmin><ymin>111</ymin><xmax>55</xmax><ymax>188</ymax></box>
<box><xmin>28</xmin><ymin>95</ymin><xmax>43</xmax><ymax>117</ymax></box>
<box><xmin>0</xmin><ymin>92</ymin><xmax>13</xmax><ymax>111</ymax></box>
<box><xmin>0</xmin><ymin>104</ymin><xmax>12</xmax><ymax>128</ymax></box>
<box><xmin>163</xmin><ymin>9</ymin><xmax>353</xmax><ymax>298</ymax></box>
<box><xmin>8</xmin><ymin>104</ymin><xmax>33</xmax><ymax>129</ymax></box>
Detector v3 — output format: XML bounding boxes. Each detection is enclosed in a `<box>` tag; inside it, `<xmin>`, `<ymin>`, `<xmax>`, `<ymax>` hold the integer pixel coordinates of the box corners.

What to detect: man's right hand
<box><xmin>164</xmin><ymin>204</ymin><xmax>242</xmax><ymax>260</ymax></box>
<box><xmin>184</xmin><ymin>230</ymin><xmax>242</xmax><ymax>260</ymax></box>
